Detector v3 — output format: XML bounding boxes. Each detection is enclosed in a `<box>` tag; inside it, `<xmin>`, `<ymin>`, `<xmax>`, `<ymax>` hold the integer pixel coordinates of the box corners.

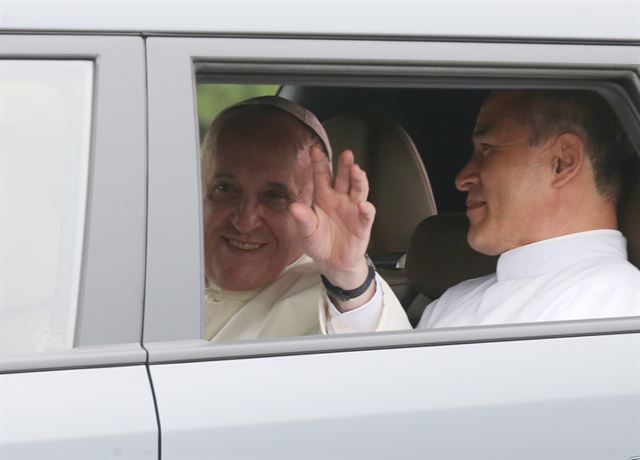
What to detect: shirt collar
<box><xmin>496</xmin><ymin>229</ymin><xmax>628</xmax><ymax>281</ymax></box>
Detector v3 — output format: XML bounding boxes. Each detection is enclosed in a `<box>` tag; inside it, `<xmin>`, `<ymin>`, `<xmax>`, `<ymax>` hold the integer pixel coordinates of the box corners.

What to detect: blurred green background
<box><xmin>197</xmin><ymin>83</ymin><xmax>279</xmax><ymax>142</ymax></box>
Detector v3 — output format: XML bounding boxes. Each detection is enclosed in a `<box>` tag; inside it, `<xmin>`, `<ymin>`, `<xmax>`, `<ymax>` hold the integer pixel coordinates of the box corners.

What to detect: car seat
<box><xmin>323</xmin><ymin>113</ymin><xmax>437</xmax><ymax>305</ymax></box>
<box><xmin>404</xmin><ymin>214</ymin><xmax>497</xmax><ymax>326</ymax></box>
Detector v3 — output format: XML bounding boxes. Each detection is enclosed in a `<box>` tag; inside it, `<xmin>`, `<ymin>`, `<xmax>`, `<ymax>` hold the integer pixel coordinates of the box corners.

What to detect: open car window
<box><xmin>143</xmin><ymin>36</ymin><xmax>640</xmax><ymax>359</ymax></box>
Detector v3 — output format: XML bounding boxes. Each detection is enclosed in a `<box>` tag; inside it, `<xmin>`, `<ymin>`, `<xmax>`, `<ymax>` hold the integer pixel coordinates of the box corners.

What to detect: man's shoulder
<box><xmin>568</xmin><ymin>255</ymin><xmax>639</xmax><ymax>285</ymax></box>
<box><xmin>577</xmin><ymin>258</ymin><xmax>639</xmax><ymax>303</ymax></box>
<box><xmin>442</xmin><ymin>272</ymin><xmax>497</xmax><ymax>299</ymax></box>
<box><xmin>557</xmin><ymin>258</ymin><xmax>639</xmax><ymax>319</ymax></box>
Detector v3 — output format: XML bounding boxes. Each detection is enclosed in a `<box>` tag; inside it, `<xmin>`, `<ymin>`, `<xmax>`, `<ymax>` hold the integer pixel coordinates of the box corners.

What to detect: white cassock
<box><xmin>419</xmin><ymin>229</ymin><xmax>640</xmax><ymax>328</ymax></box>
<box><xmin>205</xmin><ymin>255</ymin><xmax>410</xmax><ymax>341</ymax></box>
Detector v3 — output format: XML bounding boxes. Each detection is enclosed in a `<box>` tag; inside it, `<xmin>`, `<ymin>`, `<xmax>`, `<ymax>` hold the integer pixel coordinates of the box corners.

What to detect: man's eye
<box><xmin>479</xmin><ymin>143</ymin><xmax>493</xmax><ymax>157</ymax></box>
<box><xmin>215</xmin><ymin>183</ymin><xmax>234</xmax><ymax>193</ymax></box>
<box><xmin>264</xmin><ymin>190</ymin><xmax>289</xmax><ymax>202</ymax></box>
<box><xmin>261</xmin><ymin>189</ymin><xmax>293</xmax><ymax>210</ymax></box>
<box><xmin>207</xmin><ymin>182</ymin><xmax>237</xmax><ymax>201</ymax></box>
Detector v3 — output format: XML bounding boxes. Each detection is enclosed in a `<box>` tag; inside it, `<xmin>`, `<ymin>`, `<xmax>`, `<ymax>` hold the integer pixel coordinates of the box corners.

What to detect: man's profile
<box><xmin>330</xmin><ymin>89</ymin><xmax>640</xmax><ymax>329</ymax></box>
<box><xmin>201</xmin><ymin>96</ymin><xmax>409</xmax><ymax>341</ymax></box>
<box><xmin>418</xmin><ymin>90</ymin><xmax>639</xmax><ymax>327</ymax></box>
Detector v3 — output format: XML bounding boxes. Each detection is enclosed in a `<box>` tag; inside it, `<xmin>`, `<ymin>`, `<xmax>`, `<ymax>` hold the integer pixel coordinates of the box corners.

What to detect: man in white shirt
<box><xmin>201</xmin><ymin>96</ymin><xmax>408</xmax><ymax>341</ymax></box>
<box><xmin>329</xmin><ymin>89</ymin><xmax>640</xmax><ymax>329</ymax></box>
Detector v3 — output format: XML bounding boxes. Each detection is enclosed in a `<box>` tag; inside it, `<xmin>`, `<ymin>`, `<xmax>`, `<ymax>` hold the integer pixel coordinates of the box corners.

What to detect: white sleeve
<box><xmin>324</xmin><ymin>275</ymin><xmax>384</xmax><ymax>334</ymax></box>
<box><xmin>416</xmin><ymin>296</ymin><xmax>440</xmax><ymax>329</ymax></box>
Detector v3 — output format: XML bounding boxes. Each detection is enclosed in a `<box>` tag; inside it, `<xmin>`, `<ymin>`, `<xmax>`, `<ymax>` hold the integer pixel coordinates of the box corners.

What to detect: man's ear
<box><xmin>550</xmin><ymin>132</ymin><xmax>586</xmax><ymax>189</ymax></box>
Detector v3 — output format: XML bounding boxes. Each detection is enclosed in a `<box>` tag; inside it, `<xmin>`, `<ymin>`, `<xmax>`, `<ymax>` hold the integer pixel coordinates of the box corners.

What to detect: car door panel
<box><xmin>144</xmin><ymin>35</ymin><xmax>640</xmax><ymax>460</ymax></box>
<box><xmin>151</xmin><ymin>333</ymin><xmax>640</xmax><ymax>458</ymax></box>
<box><xmin>1</xmin><ymin>366</ymin><xmax>157</xmax><ymax>458</ymax></box>
<box><xmin>0</xmin><ymin>34</ymin><xmax>155</xmax><ymax>458</ymax></box>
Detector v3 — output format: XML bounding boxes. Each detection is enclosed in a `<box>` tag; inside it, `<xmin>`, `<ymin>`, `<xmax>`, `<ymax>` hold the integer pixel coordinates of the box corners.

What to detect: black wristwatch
<box><xmin>321</xmin><ymin>255</ymin><xmax>376</xmax><ymax>301</ymax></box>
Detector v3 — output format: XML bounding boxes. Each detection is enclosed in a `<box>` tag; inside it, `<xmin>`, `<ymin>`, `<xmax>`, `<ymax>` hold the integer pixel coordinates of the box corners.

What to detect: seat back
<box><xmin>323</xmin><ymin>113</ymin><xmax>437</xmax><ymax>305</ymax></box>
<box><xmin>323</xmin><ymin>113</ymin><xmax>437</xmax><ymax>254</ymax></box>
<box><xmin>406</xmin><ymin>214</ymin><xmax>497</xmax><ymax>300</ymax></box>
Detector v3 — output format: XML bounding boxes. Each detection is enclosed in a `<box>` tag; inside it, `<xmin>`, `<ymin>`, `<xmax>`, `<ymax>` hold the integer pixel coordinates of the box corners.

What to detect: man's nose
<box><xmin>230</xmin><ymin>199</ymin><xmax>262</xmax><ymax>233</ymax></box>
<box><xmin>455</xmin><ymin>157</ymin><xmax>479</xmax><ymax>192</ymax></box>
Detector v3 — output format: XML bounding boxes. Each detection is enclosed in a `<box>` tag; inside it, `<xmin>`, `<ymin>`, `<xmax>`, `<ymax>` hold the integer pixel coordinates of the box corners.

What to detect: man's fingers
<box><xmin>358</xmin><ymin>200</ymin><xmax>376</xmax><ymax>227</ymax></box>
<box><xmin>289</xmin><ymin>202</ymin><xmax>318</xmax><ymax>240</ymax></box>
<box><xmin>349</xmin><ymin>164</ymin><xmax>370</xmax><ymax>203</ymax></box>
<box><xmin>310</xmin><ymin>146</ymin><xmax>332</xmax><ymax>198</ymax></box>
<box><xmin>334</xmin><ymin>150</ymin><xmax>354</xmax><ymax>194</ymax></box>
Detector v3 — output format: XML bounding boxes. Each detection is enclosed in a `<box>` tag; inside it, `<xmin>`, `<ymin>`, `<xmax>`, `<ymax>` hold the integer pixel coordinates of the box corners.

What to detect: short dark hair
<box><xmin>514</xmin><ymin>90</ymin><xmax>638</xmax><ymax>203</ymax></box>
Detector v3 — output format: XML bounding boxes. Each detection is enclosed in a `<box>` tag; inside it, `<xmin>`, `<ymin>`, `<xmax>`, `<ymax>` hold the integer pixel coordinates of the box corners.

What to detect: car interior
<box><xmin>279</xmin><ymin>86</ymin><xmax>492</xmax><ymax>320</ymax></box>
<box><xmin>322</xmin><ymin>112</ymin><xmax>437</xmax><ymax>307</ymax></box>
<box><xmin>199</xmin><ymin>83</ymin><xmax>640</xmax><ymax>327</ymax></box>
<box><xmin>282</xmin><ymin>84</ymin><xmax>640</xmax><ymax>325</ymax></box>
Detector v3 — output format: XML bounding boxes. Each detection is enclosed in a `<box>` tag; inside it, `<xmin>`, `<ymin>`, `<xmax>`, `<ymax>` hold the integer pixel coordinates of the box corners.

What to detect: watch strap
<box><xmin>321</xmin><ymin>255</ymin><xmax>376</xmax><ymax>301</ymax></box>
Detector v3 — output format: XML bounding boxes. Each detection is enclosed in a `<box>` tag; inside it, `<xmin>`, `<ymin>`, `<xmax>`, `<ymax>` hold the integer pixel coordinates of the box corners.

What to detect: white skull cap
<box><xmin>220</xmin><ymin>95</ymin><xmax>333</xmax><ymax>162</ymax></box>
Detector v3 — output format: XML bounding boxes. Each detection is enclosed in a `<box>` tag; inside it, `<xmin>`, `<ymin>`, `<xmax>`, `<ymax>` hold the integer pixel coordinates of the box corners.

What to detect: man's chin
<box><xmin>467</xmin><ymin>230</ymin><xmax>501</xmax><ymax>256</ymax></box>
<box><xmin>208</xmin><ymin>267</ymin><xmax>279</xmax><ymax>292</ymax></box>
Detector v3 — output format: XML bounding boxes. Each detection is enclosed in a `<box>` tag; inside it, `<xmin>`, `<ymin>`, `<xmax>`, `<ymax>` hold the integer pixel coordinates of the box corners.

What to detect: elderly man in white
<box><xmin>330</xmin><ymin>89</ymin><xmax>640</xmax><ymax>329</ymax></box>
<box><xmin>201</xmin><ymin>96</ymin><xmax>409</xmax><ymax>341</ymax></box>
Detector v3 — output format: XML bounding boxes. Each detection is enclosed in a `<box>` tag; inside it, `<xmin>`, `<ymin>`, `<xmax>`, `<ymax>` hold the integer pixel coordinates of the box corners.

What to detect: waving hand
<box><xmin>290</xmin><ymin>147</ymin><xmax>376</xmax><ymax>308</ymax></box>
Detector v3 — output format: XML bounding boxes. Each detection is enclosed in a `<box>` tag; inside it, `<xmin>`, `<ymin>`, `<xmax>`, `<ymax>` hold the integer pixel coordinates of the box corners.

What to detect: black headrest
<box><xmin>406</xmin><ymin>214</ymin><xmax>498</xmax><ymax>299</ymax></box>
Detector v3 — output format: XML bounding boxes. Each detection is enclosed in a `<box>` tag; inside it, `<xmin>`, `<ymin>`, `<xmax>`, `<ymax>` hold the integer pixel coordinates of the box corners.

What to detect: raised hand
<box><xmin>290</xmin><ymin>147</ymin><xmax>376</xmax><ymax>308</ymax></box>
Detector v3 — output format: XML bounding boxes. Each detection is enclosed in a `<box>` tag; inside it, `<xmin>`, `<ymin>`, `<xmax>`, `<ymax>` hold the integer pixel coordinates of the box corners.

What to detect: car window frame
<box><xmin>0</xmin><ymin>34</ymin><xmax>147</xmax><ymax>373</ymax></box>
<box><xmin>143</xmin><ymin>35</ymin><xmax>640</xmax><ymax>364</ymax></box>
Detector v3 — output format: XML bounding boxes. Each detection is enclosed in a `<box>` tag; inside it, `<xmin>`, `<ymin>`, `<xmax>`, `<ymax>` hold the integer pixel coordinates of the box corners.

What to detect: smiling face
<box><xmin>455</xmin><ymin>91</ymin><xmax>555</xmax><ymax>255</ymax></box>
<box><xmin>202</xmin><ymin>110</ymin><xmax>313</xmax><ymax>291</ymax></box>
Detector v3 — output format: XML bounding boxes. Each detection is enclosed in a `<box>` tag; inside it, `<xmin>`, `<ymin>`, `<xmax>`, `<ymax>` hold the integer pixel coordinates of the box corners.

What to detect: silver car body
<box><xmin>1</xmin><ymin>1</ymin><xmax>639</xmax><ymax>459</ymax></box>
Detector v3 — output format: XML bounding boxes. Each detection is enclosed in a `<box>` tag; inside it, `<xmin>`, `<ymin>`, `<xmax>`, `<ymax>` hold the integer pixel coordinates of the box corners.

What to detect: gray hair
<box><xmin>513</xmin><ymin>90</ymin><xmax>637</xmax><ymax>203</ymax></box>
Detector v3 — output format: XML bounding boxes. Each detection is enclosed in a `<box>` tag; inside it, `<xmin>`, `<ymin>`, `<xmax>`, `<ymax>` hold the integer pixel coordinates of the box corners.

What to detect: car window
<box><xmin>1</xmin><ymin>60</ymin><xmax>93</xmax><ymax>354</ymax></box>
<box><xmin>197</xmin><ymin>79</ymin><xmax>640</xmax><ymax>336</ymax></box>
<box><xmin>143</xmin><ymin>36</ymin><xmax>640</xmax><ymax>355</ymax></box>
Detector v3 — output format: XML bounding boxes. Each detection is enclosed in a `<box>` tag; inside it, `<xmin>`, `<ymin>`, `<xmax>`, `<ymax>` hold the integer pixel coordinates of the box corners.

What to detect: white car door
<box><xmin>143</xmin><ymin>35</ymin><xmax>640</xmax><ymax>459</ymax></box>
<box><xmin>149</xmin><ymin>325</ymin><xmax>639</xmax><ymax>459</ymax></box>
<box><xmin>0</xmin><ymin>35</ymin><xmax>157</xmax><ymax>459</ymax></box>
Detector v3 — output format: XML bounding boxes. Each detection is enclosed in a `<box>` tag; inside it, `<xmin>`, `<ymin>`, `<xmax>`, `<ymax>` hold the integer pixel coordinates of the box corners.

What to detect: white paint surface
<box><xmin>1</xmin><ymin>366</ymin><xmax>157</xmax><ymax>458</ymax></box>
<box><xmin>152</xmin><ymin>333</ymin><xmax>640</xmax><ymax>458</ymax></box>
<box><xmin>2</xmin><ymin>1</ymin><xmax>639</xmax><ymax>41</ymax></box>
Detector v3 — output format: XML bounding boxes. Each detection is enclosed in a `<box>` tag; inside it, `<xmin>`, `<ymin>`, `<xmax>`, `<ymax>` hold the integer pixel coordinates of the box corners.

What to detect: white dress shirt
<box><xmin>419</xmin><ymin>229</ymin><xmax>640</xmax><ymax>328</ymax></box>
